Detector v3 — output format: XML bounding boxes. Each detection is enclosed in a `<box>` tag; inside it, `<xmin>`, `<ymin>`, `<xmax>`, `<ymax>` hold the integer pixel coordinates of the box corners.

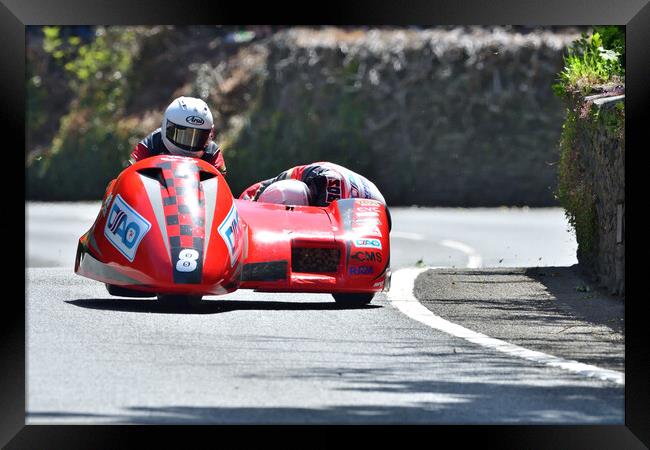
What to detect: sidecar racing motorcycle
<box><xmin>74</xmin><ymin>155</ymin><xmax>391</xmax><ymax>306</ymax></box>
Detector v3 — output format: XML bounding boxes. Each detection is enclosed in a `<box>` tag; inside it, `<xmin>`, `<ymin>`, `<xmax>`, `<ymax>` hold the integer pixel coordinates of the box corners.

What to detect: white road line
<box><xmin>387</xmin><ymin>267</ymin><xmax>624</xmax><ymax>386</ymax></box>
<box><xmin>391</xmin><ymin>231</ymin><xmax>426</xmax><ymax>240</ymax></box>
<box><xmin>439</xmin><ymin>239</ymin><xmax>482</xmax><ymax>268</ymax></box>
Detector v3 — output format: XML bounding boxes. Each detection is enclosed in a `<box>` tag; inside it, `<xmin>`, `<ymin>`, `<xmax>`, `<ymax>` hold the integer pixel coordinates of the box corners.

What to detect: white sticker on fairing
<box><xmin>104</xmin><ymin>194</ymin><xmax>151</xmax><ymax>262</ymax></box>
<box><xmin>218</xmin><ymin>203</ymin><xmax>242</xmax><ymax>267</ymax></box>
<box><xmin>176</xmin><ymin>248</ymin><xmax>199</xmax><ymax>272</ymax></box>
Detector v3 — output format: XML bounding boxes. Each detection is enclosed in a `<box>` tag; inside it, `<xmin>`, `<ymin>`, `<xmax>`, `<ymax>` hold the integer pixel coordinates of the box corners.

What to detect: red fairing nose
<box><xmin>76</xmin><ymin>155</ymin><xmax>245</xmax><ymax>295</ymax></box>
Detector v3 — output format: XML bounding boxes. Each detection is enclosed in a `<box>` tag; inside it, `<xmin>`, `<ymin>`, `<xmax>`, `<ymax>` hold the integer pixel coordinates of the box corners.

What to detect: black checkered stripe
<box><xmin>156</xmin><ymin>160</ymin><xmax>205</xmax><ymax>284</ymax></box>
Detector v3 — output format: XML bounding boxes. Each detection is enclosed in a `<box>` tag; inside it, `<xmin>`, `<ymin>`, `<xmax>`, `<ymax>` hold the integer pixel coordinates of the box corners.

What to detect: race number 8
<box><xmin>176</xmin><ymin>248</ymin><xmax>199</xmax><ymax>272</ymax></box>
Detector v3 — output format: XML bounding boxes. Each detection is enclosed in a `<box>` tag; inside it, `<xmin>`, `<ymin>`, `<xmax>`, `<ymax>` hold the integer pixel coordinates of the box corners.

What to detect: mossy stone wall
<box><xmin>557</xmin><ymin>90</ymin><xmax>624</xmax><ymax>295</ymax></box>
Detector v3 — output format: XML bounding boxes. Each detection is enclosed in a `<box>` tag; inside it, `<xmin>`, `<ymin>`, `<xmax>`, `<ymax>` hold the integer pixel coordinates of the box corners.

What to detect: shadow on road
<box><xmin>524</xmin><ymin>266</ymin><xmax>624</xmax><ymax>334</ymax></box>
<box><xmin>66</xmin><ymin>298</ymin><xmax>381</xmax><ymax>314</ymax></box>
<box><xmin>27</xmin><ymin>374</ymin><xmax>623</xmax><ymax>424</ymax></box>
<box><xmin>414</xmin><ymin>265</ymin><xmax>624</xmax><ymax>371</ymax></box>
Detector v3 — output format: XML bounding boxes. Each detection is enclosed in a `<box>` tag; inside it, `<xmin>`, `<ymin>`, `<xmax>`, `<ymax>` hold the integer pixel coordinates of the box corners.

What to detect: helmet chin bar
<box><xmin>167</xmin><ymin>145</ymin><xmax>206</xmax><ymax>158</ymax></box>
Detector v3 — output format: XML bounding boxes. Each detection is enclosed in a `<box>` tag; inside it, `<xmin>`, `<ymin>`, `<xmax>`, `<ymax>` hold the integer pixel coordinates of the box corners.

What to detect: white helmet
<box><xmin>257</xmin><ymin>179</ymin><xmax>311</xmax><ymax>206</ymax></box>
<box><xmin>161</xmin><ymin>96</ymin><xmax>214</xmax><ymax>158</ymax></box>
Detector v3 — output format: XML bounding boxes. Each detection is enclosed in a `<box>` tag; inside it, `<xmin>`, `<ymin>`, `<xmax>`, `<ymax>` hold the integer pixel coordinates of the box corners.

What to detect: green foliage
<box><xmin>593</xmin><ymin>25</ymin><xmax>625</xmax><ymax>64</ymax></box>
<box><xmin>224</xmin><ymin>79</ymin><xmax>372</xmax><ymax>197</ymax></box>
<box><xmin>28</xmin><ymin>26</ymin><xmax>141</xmax><ymax>200</ymax></box>
<box><xmin>27</xmin><ymin>111</ymin><xmax>135</xmax><ymax>200</ymax></box>
<box><xmin>556</xmin><ymin>109</ymin><xmax>597</xmax><ymax>255</ymax></box>
<box><xmin>553</xmin><ymin>27</ymin><xmax>625</xmax><ymax>96</ymax></box>
<box><xmin>43</xmin><ymin>26</ymin><xmax>137</xmax><ymax>115</ymax></box>
<box><xmin>26</xmin><ymin>64</ymin><xmax>47</xmax><ymax>137</ymax></box>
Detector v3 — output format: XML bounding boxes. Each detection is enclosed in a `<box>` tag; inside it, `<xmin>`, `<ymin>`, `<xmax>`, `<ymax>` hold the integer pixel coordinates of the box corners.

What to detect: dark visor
<box><xmin>165</xmin><ymin>120</ymin><xmax>211</xmax><ymax>152</ymax></box>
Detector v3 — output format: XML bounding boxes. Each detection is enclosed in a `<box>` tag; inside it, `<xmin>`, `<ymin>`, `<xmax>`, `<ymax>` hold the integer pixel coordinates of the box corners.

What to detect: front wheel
<box><xmin>157</xmin><ymin>294</ymin><xmax>203</xmax><ymax>308</ymax></box>
<box><xmin>332</xmin><ymin>293</ymin><xmax>375</xmax><ymax>306</ymax></box>
<box><xmin>106</xmin><ymin>284</ymin><xmax>155</xmax><ymax>298</ymax></box>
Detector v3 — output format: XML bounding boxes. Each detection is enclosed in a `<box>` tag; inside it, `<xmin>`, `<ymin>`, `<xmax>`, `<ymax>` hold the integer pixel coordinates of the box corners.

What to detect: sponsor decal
<box><xmin>360</xmin><ymin>179</ymin><xmax>371</xmax><ymax>198</ymax></box>
<box><xmin>349</xmin><ymin>265</ymin><xmax>374</xmax><ymax>275</ymax></box>
<box><xmin>357</xmin><ymin>200</ymin><xmax>379</xmax><ymax>207</ymax></box>
<box><xmin>326</xmin><ymin>177</ymin><xmax>342</xmax><ymax>203</ymax></box>
<box><xmin>355</xmin><ymin>211</ymin><xmax>380</xmax><ymax>218</ymax></box>
<box><xmin>356</xmin><ymin>206</ymin><xmax>379</xmax><ymax>213</ymax></box>
<box><xmin>185</xmin><ymin>115</ymin><xmax>205</xmax><ymax>125</ymax></box>
<box><xmin>218</xmin><ymin>204</ymin><xmax>242</xmax><ymax>267</ymax></box>
<box><xmin>350</xmin><ymin>251</ymin><xmax>382</xmax><ymax>263</ymax></box>
<box><xmin>354</xmin><ymin>238</ymin><xmax>382</xmax><ymax>249</ymax></box>
<box><xmin>104</xmin><ymin>194</ymin><xmax>151</xmax><ymax>262</ymax></box>
<box><xmin>350</xmin><ymin>201</ymin><xmax>383</xmax><ymax>236</ymax></box>
<box><xmin>352</xmin><ymin>220</ymin><xmax>382</xmax><ymax>237</ymax></box>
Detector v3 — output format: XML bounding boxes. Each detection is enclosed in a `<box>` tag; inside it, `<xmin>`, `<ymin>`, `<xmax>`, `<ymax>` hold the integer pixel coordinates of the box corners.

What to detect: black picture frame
<box><xmin>6</xmin><ymin>0</ymin><xmax>648</xmax><ymax>447</ymax></box>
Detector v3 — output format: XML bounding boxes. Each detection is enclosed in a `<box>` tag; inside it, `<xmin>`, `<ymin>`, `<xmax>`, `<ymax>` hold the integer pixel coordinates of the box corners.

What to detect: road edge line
<box><xmin>387</xmin><ymin>267</ymin><xmax>624</xmax><ymax>386</ymax></box>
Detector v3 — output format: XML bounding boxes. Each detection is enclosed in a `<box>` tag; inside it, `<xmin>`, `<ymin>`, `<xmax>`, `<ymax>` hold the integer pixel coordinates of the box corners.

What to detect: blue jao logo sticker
<box><xmin>104</xmin><ymin>194</ymin><xmax>151</xmax><ymax>262</ymax></box>
<box><xmin>218</xmin><ymin>204</ymin><xmax>241</xmax><ymax>267</ymax></box>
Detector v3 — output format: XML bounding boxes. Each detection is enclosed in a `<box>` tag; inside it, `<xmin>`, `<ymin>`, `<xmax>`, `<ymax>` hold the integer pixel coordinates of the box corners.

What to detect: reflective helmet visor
<box><xmin>165</xmin><ymin>120</ymin><xmax>211</xmax><ymax>152</ymax></box>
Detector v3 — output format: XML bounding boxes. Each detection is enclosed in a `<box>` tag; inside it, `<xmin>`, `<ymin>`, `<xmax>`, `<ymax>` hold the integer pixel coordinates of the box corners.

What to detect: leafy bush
<box><xmin>27</xmin><ymin>111</ymin><xmax>136</xmax><ymax>200</ymax></box>
<box><xmin>27</xmin><ymin>26</ymin><xmax>142</xmax><ymax>200</ymax></box>
<box><xmin>553</xmin><ymin>26</ymin><xmax>624</xmax><ymax>95</ymax></box>
<box><xmin>556</xmin><ymin>108</ymin><xmax>597</xmax><ymax>256</ymax></box>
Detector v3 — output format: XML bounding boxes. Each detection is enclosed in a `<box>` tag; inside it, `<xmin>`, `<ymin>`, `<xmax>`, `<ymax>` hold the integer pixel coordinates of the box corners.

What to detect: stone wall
<box><xmin>198</xmin><ymin>27</ymin><xmax>580</xmax><ymax>205</ymax></box>
<box><xmin>562</xmin><ymin>89</ymin><xmax>625</xmax><ymax>295</ymax></box>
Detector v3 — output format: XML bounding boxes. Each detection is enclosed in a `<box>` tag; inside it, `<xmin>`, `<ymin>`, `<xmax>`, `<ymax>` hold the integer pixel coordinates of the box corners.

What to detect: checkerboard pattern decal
<box><xmin>157</xmin><ymin>160</ymin><xmax>206</xmax><ymax>284</ymax></box>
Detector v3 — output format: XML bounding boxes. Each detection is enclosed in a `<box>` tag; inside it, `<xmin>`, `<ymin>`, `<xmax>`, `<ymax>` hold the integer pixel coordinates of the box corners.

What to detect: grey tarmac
<box><xmin>26</xmin><ymin>203</ymin><xmax>623</xmax><ymax>424</ymax></box>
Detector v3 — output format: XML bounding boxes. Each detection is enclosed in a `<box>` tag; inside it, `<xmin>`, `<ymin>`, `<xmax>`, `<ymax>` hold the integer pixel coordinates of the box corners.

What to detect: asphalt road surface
<box><xmin>26</xmin><ymin>202</ymin><xmax>624</xmax><ymax>424</ymax></box>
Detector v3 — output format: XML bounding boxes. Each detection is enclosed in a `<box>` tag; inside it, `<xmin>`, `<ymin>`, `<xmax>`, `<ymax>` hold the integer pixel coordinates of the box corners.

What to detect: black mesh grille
<box><xmin>291</xmin><ymin>247</ymin><xmax>340</xmax><ymax>273</ymax></box>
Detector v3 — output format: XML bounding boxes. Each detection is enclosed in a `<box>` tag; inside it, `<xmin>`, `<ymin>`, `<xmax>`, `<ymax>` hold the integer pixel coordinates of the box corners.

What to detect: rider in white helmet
<box><xmin>129</xmin><ymin>96</ymin><xmax>227</xmax><ymax>174</ymax></box>
<box><xmin>257</xmin><ymin>179</ymin><xmax>312</xmax><ymax>205</ymax></box>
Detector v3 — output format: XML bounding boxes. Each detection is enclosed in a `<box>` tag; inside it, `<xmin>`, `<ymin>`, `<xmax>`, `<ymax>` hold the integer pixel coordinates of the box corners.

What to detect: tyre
<box><xmin>332</xmin><ymin>293</ymin><xmax>375</xmax><ymax>306</ymax></box>
<box><xmin>105</xmin><ymin>284</ymin><xmax>155</xmax><ymax>298</ymax></box>
<box><xmin>157</xmin><ymin>294</ymin><xmax>203</xmax><ymax>308</ymax></box>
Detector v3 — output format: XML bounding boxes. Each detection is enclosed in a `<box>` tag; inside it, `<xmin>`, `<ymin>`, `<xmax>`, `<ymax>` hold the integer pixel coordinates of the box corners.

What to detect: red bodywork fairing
<box><xmin>75</xmin><ymin>155</ymin><xmax>390</xmax><ymax>297</ymax></box>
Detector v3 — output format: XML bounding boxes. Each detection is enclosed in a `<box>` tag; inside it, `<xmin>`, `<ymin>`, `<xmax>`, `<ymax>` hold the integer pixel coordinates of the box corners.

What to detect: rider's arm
<box><xmin>129</xmin><ymin>130</ymin><xmax>159</xmax><ymax>165</ymax></box>
<box><xmin>252</xmin><ymin>168</ymin><xmax>295</xmax><ymax>201</ymax></box>
<box><xmin>240</xmin><ymin>181</ymin><xmax>262</xmax><ymax>200</ymax></box>
<box><xmin>129</xmin><ymin>142</ymin><xmax>151</xmax><ymax>165</ymax></box>
<box><xmin>204</xmin><ymin>148</ymin><xmax>227</xmax><ymax>175</ymax></box>
<box><xmin>252</xmin><ymin>177</ymin><xmax>277</xmax><ymax>201</ymax></box>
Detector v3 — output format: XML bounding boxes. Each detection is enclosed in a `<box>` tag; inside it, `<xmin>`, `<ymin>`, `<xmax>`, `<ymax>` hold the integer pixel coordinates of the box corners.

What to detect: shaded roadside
<box><xmin>414</xmin><ymin>266</ymin><xmax>624</xmax><ymax>372</ymax></box>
